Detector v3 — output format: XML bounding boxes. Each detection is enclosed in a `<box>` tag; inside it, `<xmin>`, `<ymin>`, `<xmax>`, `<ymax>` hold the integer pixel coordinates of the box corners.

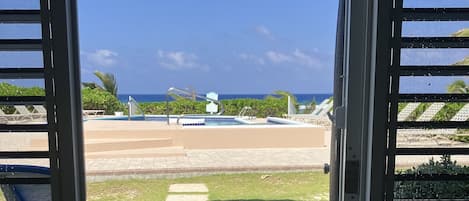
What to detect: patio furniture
<box><xmin>13</xmin><ymin>106</ymin><xmax>34</xmax><ymax>121</ymax></box>
<box><xmin>0</xmin><ymin>109</ymin><xmax>8</xmax><ymax>123</ymax></box>
<box><xmin>0</xmin><ymin>108</ymin><xmax>32</xmax><ymax>122</ymax></box>
<box><xmin>32</xmin><ymin>105</ymin><xmax>48</xmax><ymax>120</ymax></box>
<box><xmin>82</xmin><ymin>109</ymin><xmax>105</xmax><ymax>116</ymax></box>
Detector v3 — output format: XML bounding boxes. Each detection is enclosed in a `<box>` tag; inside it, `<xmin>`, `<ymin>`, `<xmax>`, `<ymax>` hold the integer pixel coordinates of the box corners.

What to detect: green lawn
<box><xmin>88</xmin><ymin>171</ymin><xmax>329</xmax><ymax>201</ymax></box>
<box><xmin>0</xmin><ymin>171</ymin><xmax>328</xmax><ymax>201</ymax></box>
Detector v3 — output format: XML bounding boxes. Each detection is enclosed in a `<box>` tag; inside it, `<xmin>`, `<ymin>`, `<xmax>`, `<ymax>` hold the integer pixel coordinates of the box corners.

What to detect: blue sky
<box><xmin>76</xmin><ymin>0</ymin><xmax>338</xmax><ymax>94</ymax></box>
<box><xmin>1</xmin><ymin>0</ymin><xmax>469</xmax><ymax>94</ymax></box>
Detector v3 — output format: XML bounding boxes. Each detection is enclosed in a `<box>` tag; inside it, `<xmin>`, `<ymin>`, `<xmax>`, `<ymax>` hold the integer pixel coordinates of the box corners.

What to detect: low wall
<box><xmin>172</xmin><ymin>126</ymin><xmax>326</xmax><ymax>149</ymax></box>
<box><xmin>26</xmin><ymin>121</ymin><xmax>326</xmax><ymax>151</ymax></box>
<box><xmin>84</xmin><ymin>120</ymin><xmax>326</xmax><ymax>149</ymax></box>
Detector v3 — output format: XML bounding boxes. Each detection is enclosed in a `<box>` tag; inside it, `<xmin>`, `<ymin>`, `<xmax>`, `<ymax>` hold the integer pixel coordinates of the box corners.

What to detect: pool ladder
<box><xmin>127</xmin><ymin>96</ymin><xmax>146</xmax><ymax>120</ymax></box>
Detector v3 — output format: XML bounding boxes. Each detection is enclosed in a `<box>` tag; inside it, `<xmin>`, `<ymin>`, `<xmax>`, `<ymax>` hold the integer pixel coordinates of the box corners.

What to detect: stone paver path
<box><xmin>169</xmin><ymin>184</ymin><xmax>208</xmax><ymax>193</ymax></box>
<box><xmin>166</xmin><ymin>184</ymin><xmax>208</xmax><ymax>201</ymax></box>
<box><xmin>0</xmin><ymin>148</ymin><xmax>328</xmax><ymax>176</ymax></box>
<box><xmin>165</xmin><ymin>195</ymin><xmax>208</xmax><ymax>201</ymax></box>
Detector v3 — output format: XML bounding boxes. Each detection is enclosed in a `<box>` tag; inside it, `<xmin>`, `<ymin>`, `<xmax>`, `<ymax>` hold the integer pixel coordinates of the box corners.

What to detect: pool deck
<box><xmin>3</xmin><ymin>118</ymin><xmax>469</xmax><ymax>180</ymax></box>
<box><xmin>1</xmin><ymin>118</ymin><xmax>330</xmax><ymax>179</ymax></box>
<box><xmin>82</xmin><ymin>119</ymin><xmax>327</xmax><ymax>149</ymax></box>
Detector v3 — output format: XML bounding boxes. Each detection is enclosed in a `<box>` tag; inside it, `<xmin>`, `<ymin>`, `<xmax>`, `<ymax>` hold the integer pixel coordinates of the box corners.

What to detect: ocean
<box><xmin>118</xmin><ymin>94</ymin><xmax>332</xmax><ymax>105</ymax></box>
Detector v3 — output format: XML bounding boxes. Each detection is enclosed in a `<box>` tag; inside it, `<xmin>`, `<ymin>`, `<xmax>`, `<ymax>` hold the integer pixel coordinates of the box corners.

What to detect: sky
<box><xmin>76</xmin><ymin>0</ymin><xmax>338</xmax><ymax>94</ymax></box>
<box><xmin>1</xmin><ymin>0</ymin><xmax>469</xmax><ymax>94</ymax></box>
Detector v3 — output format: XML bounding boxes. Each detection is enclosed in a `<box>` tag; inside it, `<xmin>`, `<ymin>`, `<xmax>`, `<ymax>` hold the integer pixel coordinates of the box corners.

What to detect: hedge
<box><xmin>0</xmin><ymin>83</ymin><xmax>45</xmax><ymax>114</ymax></box>
<box><xmin>433</xmin><ymin>103</ymin><xmax>466</xmax><ymax>121</ymax></box>
<box><xmin>406</xmin><ymin>103</ymin><xmax>430</xmax><ymax>121</ymax></box>
<box><xmin>139</xmin><ymin>96</ymin><xmax>289</xmax><ymax>118</ymax></box>
<box><xmin>395</xmin><ymin>155</ymin><xmax>469</xmax><ymax>199</ymax></box>
<box><xmin>0</xmin><ymin>83</ymin><xmax>123</xmax><ymax>115</ymax></box>
<box><xmin>81</xmin><ymin>87</ymin><xmax>124</xmax><ymax>115</ymax></box>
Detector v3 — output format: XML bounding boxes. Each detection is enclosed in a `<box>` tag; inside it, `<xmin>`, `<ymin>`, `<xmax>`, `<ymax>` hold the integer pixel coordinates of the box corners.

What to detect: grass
<box><xmin>0</xmin><ymin>171</ymin><xmax>328</xmax><ymax>201</ymax></box>
<box><xmin>87</xmin><ymin>171</ymin><xmax>329</xmax><ymax>201</ymax></box>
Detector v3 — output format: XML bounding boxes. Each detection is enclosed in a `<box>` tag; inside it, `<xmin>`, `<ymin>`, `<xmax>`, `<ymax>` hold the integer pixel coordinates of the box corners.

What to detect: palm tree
<box><xmin>274</xmin><ymin>90</ymin><xmax>297</xmax><ymax>102</ymax></box>
<box><xmin>447</xmin><ymin>29</ymin><xmax>469</xmax><ymax>94</ymax></box>
<box><xmin>452</xmin><ymin>28</ymin><xmax>469</xmax><ymax>37</ymax></box>
<box><xmin>94</xmin><ymin>71</ymin><xmax>118</xmax><ymax>97</ymax></box>
<box><xmin>448</xmin><ymin>80</ymin><xmax>469</xmax><ymax>94</ymax></box>
<box><xmin>82</xmin><ymin>82</ymin><xmax>102</xmax><ymax>90</ymax></box>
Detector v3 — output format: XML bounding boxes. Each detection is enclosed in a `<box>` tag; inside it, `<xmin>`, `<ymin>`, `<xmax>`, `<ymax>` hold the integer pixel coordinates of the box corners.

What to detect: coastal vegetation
<box><xmin>82</xmin><ymin>87</ymin><xmax>124</xmax><ymax>114</ymax></box>
<box><xmin>83</xmin><ymin>71</ymin><xmax>118</xmax><ymax>97</ymax></box>
<box><xmin>0</xmin><ymin>82</ymin><xmax>301</xmax><ymax>117</ymax></box>
<box><xmin>141</xmin><ymin>96</ymin><xmax>289</xmax><ymax>118</ymax></box>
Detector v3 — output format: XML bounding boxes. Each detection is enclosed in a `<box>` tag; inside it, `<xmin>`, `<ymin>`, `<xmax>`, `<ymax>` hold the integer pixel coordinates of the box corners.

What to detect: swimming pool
<box><xmin>95</xmin><ymin>115</ymin><xmax>299</xmax><ymax>126</ymax></box>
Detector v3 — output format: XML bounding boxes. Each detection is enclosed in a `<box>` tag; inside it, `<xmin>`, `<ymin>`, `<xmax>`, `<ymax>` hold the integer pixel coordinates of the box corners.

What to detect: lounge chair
<box><xmin>0</xmin><ymin>109</ymin><xmax>9</xmax><ymax>123</ymax></box>
<box><xmin>82</xmin><ymin>109</ymin><xmax>105</xmax><ymax>117</ymax></box>
<box><xmin>32</xmin><ymin>105</ymin><xmax>48</xmax><ymax>120</ymax></box>
<box><xmin>13</xmin><ymin>106</ymin><xmax>34</xmax><ymax>121</ymax></box>
<box><xmin>0</xmin><ymin>107</ymin><xmax>32</xmax><ymax>122</ymax></box>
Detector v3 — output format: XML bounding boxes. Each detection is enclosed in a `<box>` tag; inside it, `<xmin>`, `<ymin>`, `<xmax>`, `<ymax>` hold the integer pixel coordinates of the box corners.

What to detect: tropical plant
<box><xmin>452</xmin><ymin>28</ymin><xmax>469</xmax><ymax>37</ymax></box>
<box><xmin>93</xmin><ymin>71</ymin><xmax>118</xmax><ymax>97</ymax></box>
<box><xmin>447</xmin><ymin>80</ymin><xmax>469</xmax><ymax>94</ymax></box>
<box><xmin>81</xmin><ymin>87</ymin><xmax>124</xmax><ymax>114</ymax></box>
<box><xmin>0</xmin><ymin>82</ymin><xmax>45</xmax><ymax>96</ymax></box>
<box><xmin>82</xmin><ymin>82</ymin><xmax>102</xmax><ymax>90</ymax></box>
<box><xmin>450</xmin><ymin>29</ymin><xmax>469</xmax><ymax>92</ymax></box>
<box><xmin>0</xmin><ymin>82</ymin><xmax>45</xmax><ymax>114</ymax></box>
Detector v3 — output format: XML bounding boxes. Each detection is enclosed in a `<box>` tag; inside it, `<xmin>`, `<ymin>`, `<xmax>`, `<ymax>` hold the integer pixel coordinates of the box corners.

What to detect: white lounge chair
<box><xmin>14</xmin><ymin>105</ymin><xmax>34</xmax><ymax>121</ymax></box>
<box><xmin>0</xmin><ymin>109</ymin><xmax>9</xmax><ymax>123</ymax></box>
<box><xmin>32</xmin><ymin>105</ymin><xmax>48</xmax><ymax>120</ymax></box>
<box><xmin>82</xmin><ymin>109</ymin><xmax>105</xmax><ymax>117</ymax></box>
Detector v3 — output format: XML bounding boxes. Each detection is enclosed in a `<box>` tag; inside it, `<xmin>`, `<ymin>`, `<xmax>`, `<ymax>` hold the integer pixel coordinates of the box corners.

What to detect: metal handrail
<box><xmin>166</xmin><ymin>87</ymin><xmax>225</xmax><ymax>124</ymax></box>
<box><xmin>128</xmin><ymin>96</ymin><xmax>145</xmax><ymax>120</ymax></box>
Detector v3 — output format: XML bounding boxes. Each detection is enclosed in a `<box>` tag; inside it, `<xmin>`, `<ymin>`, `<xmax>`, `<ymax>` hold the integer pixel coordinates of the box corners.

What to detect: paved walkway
<box><xmin>0</xmin><ymin>148</ymin><xmax>329</xmax><ymax>178</ymax></box>
<box><xmin>3</xmin><ymin>130</ymin><xmax>469</xmax><ymax>180</ymax></box>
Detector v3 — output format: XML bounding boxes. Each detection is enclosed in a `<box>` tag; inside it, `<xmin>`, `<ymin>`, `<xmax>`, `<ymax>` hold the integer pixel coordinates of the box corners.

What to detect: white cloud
<box><xmin>82</xmin><ymin>49</ymin><xmax>118</xmax><ymax>67</ymax></box>
<box><xmin>255</xmin><ymin>25</ymin><xmax>274</xmax><ymax>40</ymax></box>
<box><xmin>292</xmin><ymin>49</ymin><xmax>321</xmax><ymax>67</ymax></box>
<box><xmin>157</xmin><ymin>50</ymin><xmax>209</xmax><ymax>71</ymax></box>
<box><xmin>239</xmin><ymin>53</ymin><xmax>265</xmax><ymax>65</ymax></box>
<box><xmin>265</xmin><ymin>51</ymin><xmax>291</xmax><ymax>63</ymax></box>
<box><xmin>265</xmin><ymin>49</ymin><xmax>322</xmax><ymax>68</ymax></box>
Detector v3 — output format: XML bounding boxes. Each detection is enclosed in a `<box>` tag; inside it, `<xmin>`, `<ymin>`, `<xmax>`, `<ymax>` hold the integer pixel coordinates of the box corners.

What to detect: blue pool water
<box><xmin>96</xmin><ymin>115</ymin><xmax>288</xmax><ymax>126</ymax></box>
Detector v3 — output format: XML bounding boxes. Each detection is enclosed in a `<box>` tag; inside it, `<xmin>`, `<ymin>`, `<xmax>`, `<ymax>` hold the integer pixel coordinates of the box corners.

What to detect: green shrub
<box><xmin>433</xmin><ymin>103</ymin><xmax>466</xmax><ymax>121</ymax></box>
<box><xmin>449</xmin><ymin>129</ymin><xmax>469</xmax><ymax>143</ymax></box>
<box><xmin>81</xmin><ymin>87</ymin><xmax>124</xmax><ymax>114</ymax></box>
<box><xmin>0</xmin><ymin>82</ymin><xmax>45</xmax><ymax>96</ymax></box>
<box><xmin>0</xmin><ymin>82</ymin><xmax>45</xmax><ymax>114</ymax></box>
<box><xmin>395</xmin><ymin>155</ymin><xmax>469</xmax><ymax>199</ymax></box>
<box><xmin>398</xmin><ymin>103</ymin><xmax>408</xmax><ymax>113</ymax></box>
<box><xmin>138</xmin><ymin>96</ymin><xmax>288</xmax><ymax>118</ymax></box>
<box><xmin>406</xmin><ymin>103</ymin><xmax>429</xmax><ymax>121</ymax></box>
